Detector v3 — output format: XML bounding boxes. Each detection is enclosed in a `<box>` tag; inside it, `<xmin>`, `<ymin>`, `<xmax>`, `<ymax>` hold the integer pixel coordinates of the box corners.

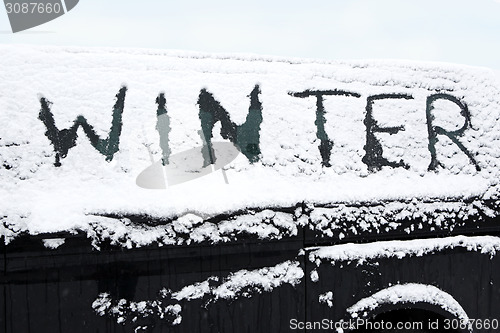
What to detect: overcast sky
<box><xmin>1</xmin><ymin>0</ymin><xmax>500</xmax><ymax>69</ymax></box>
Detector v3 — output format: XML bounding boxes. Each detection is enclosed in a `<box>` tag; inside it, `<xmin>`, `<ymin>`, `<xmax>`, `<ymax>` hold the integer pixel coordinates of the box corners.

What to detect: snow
<box><xmin>83</xmin><ymin>209</ymin><xmax>302</xmax><ymax>249</ymax></box>
<box><xmin>319</xmin><ymin>291</ymin><xmax>334</xmax><ymax>308</ymax></box>
<box><xmin>308</xmin><ymin>235</ymin><xmax>500</xmax><ymax>266</ymax></box>
<box><xmin>347</xmin><ymin>283</ymin><xmax>470</xmax><ymax>325</ymax></box>
<box><xmin>310</xmin><ymin>269</ymin><xmax>319</xmax><ymax>282</ymax></box>
<box><xmin>1</xmin><ymin>45</ymin><xmax>500</xmax><ymax>245</ymax></box>
<box><xmin>92</xmin><ymin>292</ymin><xmax>182</xmax><ymax>328</ymax></box>
<box><xmin>92</xmin><ymin>260</ymin><xmax>303</xmax><ymax>330</ymax></box>
<box><xmin>42</xmin><ymin>237</ymin><xmax>65</xmax><ymax>249</ymax></box>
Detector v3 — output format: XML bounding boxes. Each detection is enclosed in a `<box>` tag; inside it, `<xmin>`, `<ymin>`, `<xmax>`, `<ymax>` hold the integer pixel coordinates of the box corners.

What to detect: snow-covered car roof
<box><xmin>1</xmin><ymin>45</ymin><xmax>499</xmax><ymax>247</ymax></box>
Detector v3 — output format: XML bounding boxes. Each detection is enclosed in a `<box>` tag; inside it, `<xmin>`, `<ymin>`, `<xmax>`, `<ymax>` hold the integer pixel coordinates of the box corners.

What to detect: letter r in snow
<box><xmin>426</xmin><ymin>93</ymin><xmax>480</xmax><ymax>171</ymax></box>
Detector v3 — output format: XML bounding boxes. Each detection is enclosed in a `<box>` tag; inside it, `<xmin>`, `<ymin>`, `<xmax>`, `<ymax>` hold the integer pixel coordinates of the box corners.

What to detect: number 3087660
<box><xmin>5</xmin><ymin>2</ymin><xmax>62</xmax><ymax>14</ymax></box>
<box><xmin>444</xmin><ymin>319</ymin><xmax>499</xmax><ymax>331</ymax></box>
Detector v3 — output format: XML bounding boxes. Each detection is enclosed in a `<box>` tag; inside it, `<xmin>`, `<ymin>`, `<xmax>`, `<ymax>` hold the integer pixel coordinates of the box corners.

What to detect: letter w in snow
<box><xmin>38</xmin><ymin>87</ymin><xmax>127</xmax><ymax>166</ymax></box>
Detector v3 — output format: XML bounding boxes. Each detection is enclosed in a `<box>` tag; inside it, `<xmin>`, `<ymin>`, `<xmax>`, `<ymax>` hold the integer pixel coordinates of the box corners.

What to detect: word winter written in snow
<box><xmin>38</xmin><ymin>85</ymin><xmax>481</xmax><ymax>172</ymax></box>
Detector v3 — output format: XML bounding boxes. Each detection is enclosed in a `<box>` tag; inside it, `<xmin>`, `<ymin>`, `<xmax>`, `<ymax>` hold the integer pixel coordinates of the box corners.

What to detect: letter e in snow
<box><xmin>362</xmin><ymin>93</ymin><xmax>413</xmax><ymax>171</ymax></box>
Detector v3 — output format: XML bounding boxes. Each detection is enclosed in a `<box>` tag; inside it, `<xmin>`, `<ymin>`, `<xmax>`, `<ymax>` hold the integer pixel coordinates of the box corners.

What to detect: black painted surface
<box><xmin>1</xmin><ymin>219</ymin><xmax>500</xmax><ymax>332</ymax></box>
<box><xmin>2</xmin><ymin>235</ymin><xmax>305</xmax><ymax>333</ymax></box>
<box><xmin>306</xmin><ymin>247</ymin><xmax>500</xmax><ymax>333</ymax></box>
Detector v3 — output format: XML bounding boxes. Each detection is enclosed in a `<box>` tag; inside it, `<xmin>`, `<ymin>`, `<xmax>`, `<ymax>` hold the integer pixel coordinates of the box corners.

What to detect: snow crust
<box><xmin>308</xmin><ymin>235</ymin><xmax>500</xmax><ymax>266</ymax></box>
<box><xmin>347</xmin><ymin>283</ymin><xmax>469</xmax><ymax>325</ymax></box>
<box><xmin>319</xmin><ymin>291</ymin><xmax>334</xmax><ymax>308</ymax></box>
<box><xmin>42</xmin><ymin>237</ymin><xmax>65</xmax><ymax>249</ymax></box>
<box><xmin>1</xmin><ymin>45</ymin><xmax>500</xmax><ymax>245</ymax></box>
<box><xmin>92</xmin><ymin>260</ymin><xmax>303</xmax><ymax>330</ymax></box>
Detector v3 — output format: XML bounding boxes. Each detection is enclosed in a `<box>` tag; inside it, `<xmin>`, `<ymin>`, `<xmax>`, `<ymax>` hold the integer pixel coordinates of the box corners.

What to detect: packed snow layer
<box><xmin>308</xmin><ymin>235</ymin><xmax>500</xmax><ymax>266</ymax></box>
<box><xmin>92</xmin><ymin>260</ymin><xmax>303</xmax><ymax>330</ymax></box>
<box><xmin>1</xmin><ymin>45</ymin><xmax>500</xmax><ymax>244</ymax></box>
<box><xmin>347</xmin><ymin>283</ymin><xmax>469</xmax><ymax>325</ymax></box>
<box><xmin>319</xmin><ymin>291</ymin><xmax>334</xmax><ymax>308</ymax></box>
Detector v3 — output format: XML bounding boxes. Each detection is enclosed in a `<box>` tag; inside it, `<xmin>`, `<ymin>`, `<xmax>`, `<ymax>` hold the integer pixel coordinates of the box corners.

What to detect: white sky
<box><xmin>1</xmin><ymin>0</ymin><xmax>500</xmax><ymax>69</ymax></box>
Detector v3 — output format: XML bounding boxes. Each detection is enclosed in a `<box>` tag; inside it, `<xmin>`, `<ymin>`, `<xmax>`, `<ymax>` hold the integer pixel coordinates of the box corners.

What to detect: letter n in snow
<box><xmin>197</xmin><ymin>85</ymin><xmax>263</xmax><ymax>166</ymax></box>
